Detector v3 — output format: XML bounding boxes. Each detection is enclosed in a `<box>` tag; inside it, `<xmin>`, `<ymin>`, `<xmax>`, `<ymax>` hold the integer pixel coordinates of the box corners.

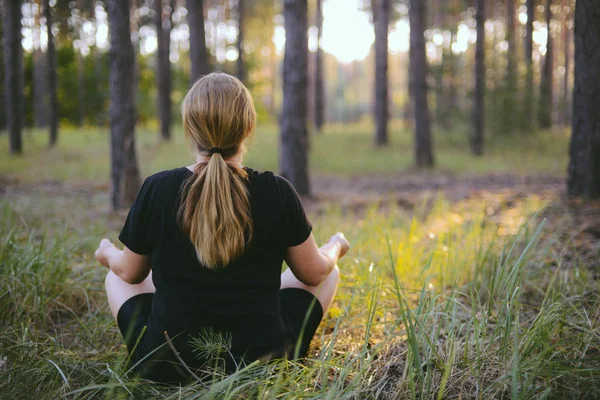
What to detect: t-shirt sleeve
<box><xmin>276</xmin><ymin>176</ymin><xmax>313</xmax><ymax>247</ymax></box>
<box><xmin>118</xmin><ymin>176</ymin><xmax>163</xmax><ymax>255</ymax></box>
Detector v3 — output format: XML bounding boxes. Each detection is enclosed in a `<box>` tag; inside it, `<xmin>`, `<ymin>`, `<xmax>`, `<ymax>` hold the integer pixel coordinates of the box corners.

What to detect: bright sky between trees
<box><xmin>20</xmin><ymin>0</ymin><xmax>550</xmax><ymax>65</ymax></box>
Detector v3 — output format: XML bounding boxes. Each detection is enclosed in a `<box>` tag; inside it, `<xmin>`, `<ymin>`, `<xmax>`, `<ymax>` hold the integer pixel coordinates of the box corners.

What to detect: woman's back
<box><xmin>118</xmin><ymin>166</ymin><xmax>313</xmax><ymax>379</ymax></box>
<box><xmin>98</xmin><ymin>73</ymin><xmax>347</xmax><ymax>384</ymax></box>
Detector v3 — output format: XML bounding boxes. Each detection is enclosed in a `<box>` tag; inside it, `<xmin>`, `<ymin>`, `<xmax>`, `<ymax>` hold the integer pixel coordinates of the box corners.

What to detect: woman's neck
<box><xmin>186</xmin><ymin>153</ymin><xmax>244</xmax><ymax>172</ymax></box>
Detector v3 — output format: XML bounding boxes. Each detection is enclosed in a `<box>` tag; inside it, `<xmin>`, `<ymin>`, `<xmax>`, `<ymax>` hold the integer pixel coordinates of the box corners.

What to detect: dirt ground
<box><xmin>307</xmin><ymin>172</ymin><xmax>565</xmax><ymax>212</ymax></box>
<box><xmin>3</xmin><ymin>171</ymin><xmax>599</xmax><ymax>278</ymax></box>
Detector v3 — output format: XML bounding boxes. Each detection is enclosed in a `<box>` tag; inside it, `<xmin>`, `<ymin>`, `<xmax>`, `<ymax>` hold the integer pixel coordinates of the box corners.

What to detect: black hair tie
<box><xmin>208</xmin><ymin>147</ymin><xmax>223</xmax><ymax>155</ymax></box>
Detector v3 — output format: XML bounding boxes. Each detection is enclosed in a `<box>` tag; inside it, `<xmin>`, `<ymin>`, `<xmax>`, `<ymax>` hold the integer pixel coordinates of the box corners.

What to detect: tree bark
<box><xmin>188</xmin><ymin>0</ymin><xmax>211</xmax><ymax>84</ymax></box>
<box><xmin>538</xmin><ymin>0</ymin><xmax>554</xmax><ymax>129</ymax></box>
<box><xmin>472</xmin><ymin>0</ymin><xmax>485</xmax><ymax>155</ymax></box>
<box><xmin>0</xmin><ymin>5</ymin><xmax>7</xmax><ymax>132</ymax></box>
<box><xmin>155</xmin><ymin>0</ymin><xmax>174</xmax><ymax>140</ymax></box>
<box><xmin>4</xmin><ymin>0</ymin><xmax>23</xmax><ymax>154</ymax></box>
<box><xmin>561</xmin><ymin>0</ymin><xmax>571</xmax><ymax>126</ymax></box>
<box><xmin>280</xmin><ymin>0</ymin><xmax>310</xmax><ymax>196</ymax></box>
<box><xmin>33</xmin><ymin>0</ymin><xmax>48</xmax><ymax>128</ymax></box>
<box><xmin>409</xmin><ymin>0</ymin><xmax>434</xmax><ymax>166</ymax></box>
<box><xmin>76</xmin><ymin>0</ymin><xmax>85</xmax><ymax>127</ymax></box>
<box><xmin>107</xmin><ymin>0</ymin><xmax>141</xmax><ymax>210</ymax></box>
<box><xmin>314</xmin><ymin>0</ymin><xmax>325</xmax><ymax>133</ymax></box>
<box><xmin>567</xmin><ymin>0</ymin><xmax>600</xmax><ymax>198</ymax></box>
<box><xmin>373</xmin><ymin>0</ymin><xmax>389</xmax><ymax>146</ymax></box>
<box><xmin>503</xmin><ymin>0</ymin><xmax>517</xmax><ymax>135</ymax></box>
<box><xmin>44</xmin><ymin>0</ymin><xmax>59</xmax><ymax>147</ymax></box>
<box><xmin>236</xmin><ymin>0</ymin><xmax>246</xmax><ymax>83</ymax></box>
<box><xmin>524</xmin><ymin>0</ymin><xmax>535</xmax><ymax>131</ymax></box>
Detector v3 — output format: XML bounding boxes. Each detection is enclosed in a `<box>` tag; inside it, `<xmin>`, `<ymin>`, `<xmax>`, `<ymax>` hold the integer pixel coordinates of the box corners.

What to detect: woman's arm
<box><xmin>95</xmin><ymin>239</ymin><xmax>151</xmax><ymax>284</ymax></box>
<box><xmin>285</xmin><ymin>232</ymin><xmax>350</xmax><ymax>287</ymax></box>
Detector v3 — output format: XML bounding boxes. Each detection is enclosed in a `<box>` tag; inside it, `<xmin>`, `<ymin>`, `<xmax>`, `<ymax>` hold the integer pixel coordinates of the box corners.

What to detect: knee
<box><xmin>104</xmin><ymin>269</ymin><xmax>117</xmax><ymax>291</ymax></box>
<box><xmin>330</xmin><ymin>264</ymin><xmax>341</xmax><ymax>283</ymax></box>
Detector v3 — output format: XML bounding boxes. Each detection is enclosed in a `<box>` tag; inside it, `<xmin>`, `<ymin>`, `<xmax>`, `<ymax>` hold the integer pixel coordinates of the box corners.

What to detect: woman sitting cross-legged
<box><xmin>95</xmin><ymin>72</ymin><xmax>350</xmax><ymax>384</ymax></box>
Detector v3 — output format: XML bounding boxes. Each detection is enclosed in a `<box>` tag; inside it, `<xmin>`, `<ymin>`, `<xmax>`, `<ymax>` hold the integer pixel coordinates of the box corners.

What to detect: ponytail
<box><xmin>179</xmin><ymin>72</ymin><xmax>256</xmax><ymax>269</ymax></box>
<box><xmin>180</xmin><ymin>153</ymin><xmax>252</xmax><ymax>269</ymax></box>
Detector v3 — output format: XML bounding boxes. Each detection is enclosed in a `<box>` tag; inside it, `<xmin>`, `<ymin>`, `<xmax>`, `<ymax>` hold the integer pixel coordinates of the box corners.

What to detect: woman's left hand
<box><xmin>95</xmin><ymin>238</ymin><xmax>116</xmax><ymax>268</ymax></box>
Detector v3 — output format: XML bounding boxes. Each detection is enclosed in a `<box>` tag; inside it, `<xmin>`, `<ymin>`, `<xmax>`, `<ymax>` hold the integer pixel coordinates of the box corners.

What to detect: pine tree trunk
<box><xmin>472</xmin><ymin>0</ymin><xmax>485</xmax><ymax>155</ymax></box>
<box><xmin>94</xmin><ymin>5</ymin><xmax>106</xmax><ymax>126</ymax></box>
<box><xmin>75</xmin><ymin>0</ymin><xmax>84</xmax><ymax>127</ymax></box>
<box><xmin>503</xmin><ymin>0</ymin><xmax>517</xmax><ymax>135</ymax></box>
<box><xmin>561</xmin><ymin>0</ymin><xmax>571</xmax><ymax>126</ymax></box>
<box><xmin>130</xmin><ymin>0</ymin><xmax>140</xmax><ymax>112</ymax></box>
<box><xmin>44</xmin><ymin>0</ymin><xmax>58</xmax><ymax>147</ymax></box>
<box><xmin>33</xmin><ymin>1</ymin><xmax>48</xmax><ymax>128</ymax></box>
<box><xmin>434</xmin><ymin>0</ymin><xmax>447</xmax><ymax>130</ymax></box>
<box><xmin>524</xmin><ymin>0</ymin><xmax>535</xmax><ymax>131</ymax></box>
<box><xmin>107</xmin><ymin>0</ymin><xmax>141</xmax><ymax>210</ymax></box>
<box><xmin>446</xmin><ymin>0</ymin><xmax>460</xmax><ymax>121</ymax></box>
<box><xmin>373</xmin><ymin>0</ymin><xmax>389</xmax><ymax>146</ymax></box>
<box><xmin>33</xmin><ymin>49</ymin><xmax>48</xmax><ymax>127</ymax></box>
<box><xmin>236</xmin><ymin>0</ymin><xmax>246</xmax><ymax>83</ymax></box>
<box><xmin>0</xmin><ymin>5</ymin><xmax>4</xmax><ymax>133</ymax></box>
<box><xmin>4</xmin><ymin>0</ymin><xmax>23</xmax><ymax>154</ymax></box>
<box><xmin>280</xmin><ymin>0</ymin><xmax>310</xmax><ymax>196</ymax></box>
<box><xmin>314</xmin><ymin>0</ymin><xmax>325</xmax><ymax>133</ymax></box>
<box><xmin>538</xmin><ymin>0</ymin><xmax>554</xmax><ymax>129</ymax></box>
<box><xmin>188</xmin><ymin>0</ymin><xmax>211</xmax><ymax>84</ymax></box>
<box><xmin>447</xmin><ymin>28</ymin><xmax>458</xmax><ymax>121</ymax></box>
<box><xmin>567</xmin><ymin>0</ymin><xmax>600</xmax><ymax>198</ymax></box>
<box><xmin>409</xmin><ymin>0</ymin><xmax>434</xmax><ymax>166</ymax></box>
<box><xmin>155</xmin><ymin>0</ymin><xmax>173</xmax><ymax>140</ymax></box>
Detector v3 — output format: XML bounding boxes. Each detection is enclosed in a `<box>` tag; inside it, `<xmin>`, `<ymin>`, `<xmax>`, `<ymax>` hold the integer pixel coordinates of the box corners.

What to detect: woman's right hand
<box><xmin>329</xmin><ymin>232</ymin><xmax>350</xmax><ymax>258</ymax></box>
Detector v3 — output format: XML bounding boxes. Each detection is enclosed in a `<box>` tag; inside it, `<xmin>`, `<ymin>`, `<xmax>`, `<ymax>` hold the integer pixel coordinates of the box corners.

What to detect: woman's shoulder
<box><xmin>245</xmin><ymin>167</ymin><xmax>292</xmax><ymax>190</ymax></box>
<box><xmin>245</xmin><ymin>167</ymin><xmax>302</xmax><ymax>204</ymax></box>
<box><xmin>144</xmin><ymin>167</ymin><xmax>192</xmax><ymax>187</ymax></box>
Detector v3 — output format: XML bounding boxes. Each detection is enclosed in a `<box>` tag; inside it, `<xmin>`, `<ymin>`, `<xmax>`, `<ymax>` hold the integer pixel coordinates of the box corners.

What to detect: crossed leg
<box><xmin>280</xmin><ymin>265</ymin><xmax>340</xmax><ymax>314</ymax></box>
<box><xmin>104</xmin><ymin>270</ymin><xmax>156</xmax><ymax>321</ymax></box>
<box><xmin>105</xmin><ymin>266</ymin><xmax>340</xmax><ymax>321</ymax></box>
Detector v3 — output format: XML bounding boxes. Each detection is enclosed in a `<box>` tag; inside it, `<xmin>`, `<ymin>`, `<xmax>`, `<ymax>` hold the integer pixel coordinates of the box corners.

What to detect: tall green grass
<box><xmin>1</xmin><ymin>191</ymin><xmax>597</xmax><ymax>399</ymax></box>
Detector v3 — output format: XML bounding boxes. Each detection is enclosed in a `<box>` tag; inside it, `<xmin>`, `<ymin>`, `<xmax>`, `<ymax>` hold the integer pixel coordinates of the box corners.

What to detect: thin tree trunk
<box><xmin>107</xmin><ymin>0</ymin><xmax>141</xmax><ymax>210</ymax></box>
<box><xmin>76</xmin><ymin>0</ymin><xmax>85</xmax><ymax>127</ymax></box>
<box><xmin>314</xmin><ymin>0</ymin><xmax>325</xmax><ymax>133</ymax></box>
<box><xmin>155</xmin><ymin>0</ymin><xmax>174</xmax><ymax>140</ymax></box>
<box><xmin>409</xmin><ymin>0</ymin><xmax>434</xmax><ymax>166</ymax></box>
<box><xmin>567</xmin><ymin>0</ymin><xmax>600</xmax><ymax>198</ymax></box>
<box><xmin>280</xmin><ymin>0</ymin><xmax>310</xmax><ymax>196</ymax></box>
<box><xmin>0</xmin><ymin>5</ymin><xmax>5</xmax><ymax>132</ymax></box>
<box><xmin>503</xmin><ymin>0</ymin><xmax>517</xmax><ymax>135</ymax></box>
<box><xmin>434</xmin><ymin>0</ymin><xmax>446</xmax><ymax>129</ymax></box>
<box><xmin>236</xmin><ymin>0</ymin><xmax>246</xmax><ymax>83</ymax></box>
<box><xmin>472</xmin><ymin>0</ymin><xmax>485</xmax><ymax>155</ymax></box>
<box><xmin>561</xmin><ymin>0</ymin><xmax>571</xmax><ymax>126</ymax></box>
<box><xmin>446</xmin><ymin>0</ymin><xmax>460</xmax><ymax>121</ymax></box>
<box><xmin>44</xmin><ymin>0</ymin><xmax>58</xmax><ymax>147</ymax></box>
<box><xmin>524</xmin><ymin>0</ymin><xmax>535</xmax><ymax>131</ymax></box>
<box><xmin>373</xmin><ymin>0</ymin><xmax>389</xmax><ymax>147</ymax></box>
<box><xmin>33</xmin><ymin>0</ymin><xmax>48</xmax><ymax>128</ymax></box>
<box><xmin>447</xmin><ymin>28</ymin><xmax>457</xmax><ymax>120</ymax></box>
<box><xmin>188</xmin><ymin>0</ymin><xmax>211</xmax><ymax>84</ymax></box>
<box><xmin>4</xmin><ymin>0</ymin><xmax>23</xmax><ymax>154</ymax></box>
<box><xmin>538</xmin><ymin>0</ymin><xmax>554</xmax><ymax>129</ymax></box>
<box><xmin>94</xmin><ymin>5</ymin><xmax>106</xmax><ymax>126</ymax></box>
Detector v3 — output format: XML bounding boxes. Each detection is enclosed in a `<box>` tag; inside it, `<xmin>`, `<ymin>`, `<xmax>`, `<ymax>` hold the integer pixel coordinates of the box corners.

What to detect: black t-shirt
<box><xmin>118</xmin><ymin>166</ymin><xmax>313</xmax><ymax>366</ymax></box>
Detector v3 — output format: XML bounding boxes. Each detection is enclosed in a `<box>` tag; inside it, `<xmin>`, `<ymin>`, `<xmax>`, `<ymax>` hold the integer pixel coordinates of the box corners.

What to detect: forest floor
<box><xmin>1</xmin><ymin>126</ymin><xmax>599</xmax><ymax>399</ymax></box>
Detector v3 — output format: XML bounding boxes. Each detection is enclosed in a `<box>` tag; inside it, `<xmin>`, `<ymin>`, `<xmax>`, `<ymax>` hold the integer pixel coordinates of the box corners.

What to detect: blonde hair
<box><xmin>179</xmin><ymin>73</ymin><xmax>256</xmax><ymax>268</ymax></box>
